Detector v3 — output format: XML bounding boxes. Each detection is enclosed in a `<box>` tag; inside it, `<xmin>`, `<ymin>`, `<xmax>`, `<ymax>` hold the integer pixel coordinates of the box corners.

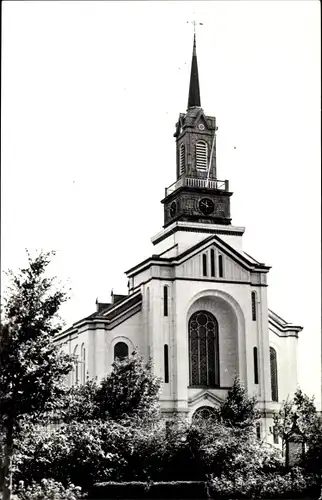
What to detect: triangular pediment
<box><xmin>188</xmin><ymin>389</ymin><xmax>225</xmax><ymax>407</ymax></box>
<box><xmin>126</xmin><ymin>233</ymin><xmax>270</xmax><ymax>281</ymax></box>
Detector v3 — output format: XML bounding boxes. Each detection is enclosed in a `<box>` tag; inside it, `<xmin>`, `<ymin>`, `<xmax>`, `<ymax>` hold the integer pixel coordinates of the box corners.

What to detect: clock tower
<box><xmin>162</xmin><ymin>34</ymin><xmax>232</xmax><ymax>228</ymax></box>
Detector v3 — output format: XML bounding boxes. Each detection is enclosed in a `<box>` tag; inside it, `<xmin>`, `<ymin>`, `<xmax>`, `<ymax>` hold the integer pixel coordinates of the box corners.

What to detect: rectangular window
<box><xmin>253</xmin><ymin>347</ymin><xmax>259</xmax><ymax>384</ymax></box>
<box><xmin>164</xmin><ymin>344</ymin><xmax>169</xmax><ymax>383</ymax></box>
<box><xmin>163</xmin><ymin>286</ymin><xmax>168</xmax><ymax>317</ymax></box>
<box><xmin>252</xmin><ymin>292</ymin><xmax>257</xmax><ymax>321</ymax></box>
<box><xmin>218</xmin><ymin>255</ymin><xmax>224</xmax><ymax>277</ymax></box>
<box><xmin>273</xmin><ymin>426</ymin><xmax>279</xmax><ymax>444</ymax></box>
<box><xmin>256</xmin><ymin>423</ymin><xmax>261</xmax><ymax>440</ymax></box>
<box><xmin>202</xmin><ymin>254</ymin><xmax>207</xmax><ymax>277</ymax></box>
<box><xmin>210</xmin><ymin>249</ymin><xmax>215</xmax><ymax>277</ymax></box>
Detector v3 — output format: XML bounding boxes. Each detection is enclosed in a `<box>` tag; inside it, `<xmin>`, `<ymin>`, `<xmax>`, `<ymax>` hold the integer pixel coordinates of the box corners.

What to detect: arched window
<box><xmin>210</xmin><ymin>249</ymin><xmax>215</xmax><ymax>277</ymax></box>
<box><xmin>164</xmin><ymin>344</ymin><xmax>169</xmax><ymax>383</ymax></box>
<box><xmin>253</xmin><ymin>346</ymin><xmax>259</xmax><ymax>384</ymax></box>
<box><xmin>218</xmin><ymin>255</ymin><xmax>224</xmax><ymax>277</ymax></box>
<box><xmin>81</xmin><ymin>343</ymin><xmax>86</xmax><ymax>384</ymax></box>
<box><xmin>179</xmin><ymin>143</ymin><xmax>185</xmax><ymax>175</ymax></box>
<box><xmin>189</xmin><ymin>311</ymin><xmax>219</xmax><ymax>387</ymax></box>
<box><xmin>193</xmin><ymin>406</ymin><xmax>215</xmax><ymax>422</ymax></box>
<box><xmin>114</xmin><ymin>342</ymin><xmax>129</xmax><ymax>361</ymax></box>
<box><xmin>256</xmin><ymin>422</ymin><xmax>261</xmax><ymax>440</ymax></box>
<box><xmin>251</xmin><ymin>292</ymin><xmax>257</xmax><ymax>321</ymax></box>
<box><xmin>202</xmin><ymin>254</ymin><xmax>207</xmax><ymax>277</ymax></box>
<box><xmin>73</xmin><ymin>345</ymin><xmax>79</xmax><ymax>385</ymax></box>
<box><xmin>163</xmin><ymin>285</ymin><xmax>168</xmax><ymax>317</ymax></box>
<box><xmin>195</xmin><ymin>141</ymin><xmax>208</xmax><ymax>170</ymax></box>
<box><xmin>270</xmin><ymin>347</ymin><xmax>278</xmax><ymax>402</ymax></box>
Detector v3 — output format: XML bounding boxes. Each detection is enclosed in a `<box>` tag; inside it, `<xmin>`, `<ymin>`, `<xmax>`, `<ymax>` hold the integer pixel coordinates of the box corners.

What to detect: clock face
<box><xmin>199</xmin><ymin>198</ymin><xmax>214</xmax><ymax>215</ymax></box>
<box><xmin>170</xmin><ymin>202</ymin><xmax>177</xmax><ymax>218</ymax></box>
<box><xmin>198</xmin><ymin>123</ymin><xmax>205</xmax><ymax>131</ymax></box>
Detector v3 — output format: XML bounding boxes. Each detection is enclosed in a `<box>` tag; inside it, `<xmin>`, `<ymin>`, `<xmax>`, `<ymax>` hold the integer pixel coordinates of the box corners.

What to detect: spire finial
<box><xmin>186</xmin><ymin>19</ymin><xmax>203</xmax><ymax>109</ymax></box>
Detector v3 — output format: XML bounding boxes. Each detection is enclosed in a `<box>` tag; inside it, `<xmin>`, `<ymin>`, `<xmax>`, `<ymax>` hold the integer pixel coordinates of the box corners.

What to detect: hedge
<box><xmin>89</xmin><ymin>480</ymin><xmax>209</xmax><ymax>499</ymax></box>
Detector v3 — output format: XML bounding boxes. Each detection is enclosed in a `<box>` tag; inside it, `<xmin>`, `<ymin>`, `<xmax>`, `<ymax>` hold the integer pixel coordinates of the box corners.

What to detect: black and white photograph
<box><xmin>1</xmin><ymin>1</ymin><xmax>320</xmax><ymax>499</ymax></box>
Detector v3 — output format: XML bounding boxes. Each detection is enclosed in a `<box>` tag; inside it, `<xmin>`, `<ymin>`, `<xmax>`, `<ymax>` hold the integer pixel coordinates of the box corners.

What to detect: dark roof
<box><xmin>187</xmin><ymin>33</ymin><xmax>201</xmax><ymax>109</ymax></box>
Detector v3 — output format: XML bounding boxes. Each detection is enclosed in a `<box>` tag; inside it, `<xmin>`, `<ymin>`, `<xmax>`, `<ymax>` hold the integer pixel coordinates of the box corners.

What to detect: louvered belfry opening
<box><xmin>180</xmin><ymin>143</ymin><xmax>185</xmax><ymax>175</ymax></box>
<box><xmin>270</xmin><ymin>347</ymin><xmax>278</xmax><ymax>402</ymax></box>
<box><xmin>189</xmin><ymin>310</ymin><xmax>219</xmax><ymax>387</ymax></box>
<box><xmin>195</xmin><ymin>141</ymin><xmax>208</xmax><ymax>170</ymax></box>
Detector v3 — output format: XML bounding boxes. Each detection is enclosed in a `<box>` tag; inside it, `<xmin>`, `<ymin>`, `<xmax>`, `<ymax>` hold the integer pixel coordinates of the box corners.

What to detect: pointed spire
<box><xmin>187</xmin><ymin>33</ymin><xmax>201</xmax><ymax>109</ymax></box>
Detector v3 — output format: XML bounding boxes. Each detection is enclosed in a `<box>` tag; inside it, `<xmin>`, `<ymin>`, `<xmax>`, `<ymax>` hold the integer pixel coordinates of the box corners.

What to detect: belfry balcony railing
<box><xmin>165</xmin><ymin>177</ymin><xmax>229</xmax><ymax>197</ymax></box>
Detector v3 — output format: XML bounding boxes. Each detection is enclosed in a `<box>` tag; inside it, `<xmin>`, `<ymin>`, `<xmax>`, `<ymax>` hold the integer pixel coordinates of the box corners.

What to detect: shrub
<box><xmin>208</xmin><ymin>466</ymin><xmax>318</xmax><ymax>499</ymax></box>
<box><xmin>16</xmin><ymin>478</ymin><xmax>84</xmax><ymax>500</ymax></box>
<box><xmin>90</xmin><ymin>481</ymin><xmax>209</xmax><ymax>499</ymax></box>
<box><xmin>14</xmin><ymin>420</ymin><xmax>130</xmax><ymax>489</ymax></box>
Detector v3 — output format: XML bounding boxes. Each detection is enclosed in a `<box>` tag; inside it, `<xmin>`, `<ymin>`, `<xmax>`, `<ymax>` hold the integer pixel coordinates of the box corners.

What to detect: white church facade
<box><xmin>56</xmin><ymin>35</ymin><xmax>302</xmax><ymax>444</ymax></box>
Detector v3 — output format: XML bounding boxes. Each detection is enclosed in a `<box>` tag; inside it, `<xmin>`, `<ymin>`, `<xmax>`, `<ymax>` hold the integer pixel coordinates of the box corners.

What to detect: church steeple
<box><xmin>187</xmin><ymin>34</ymin><xmax>201</xmax><ymax>109</ymax></box>
<box><xmin>162</xmin><ymin>30</ymin><xmax>232</xmax><ymax>229</ymax></box>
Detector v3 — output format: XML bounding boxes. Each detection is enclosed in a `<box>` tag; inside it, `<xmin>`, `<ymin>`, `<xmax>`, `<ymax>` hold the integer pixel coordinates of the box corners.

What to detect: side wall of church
<box><xmin>268</xmin><ymin>329</ymin><xmax>299</xmax><ymax>402</ymax></box>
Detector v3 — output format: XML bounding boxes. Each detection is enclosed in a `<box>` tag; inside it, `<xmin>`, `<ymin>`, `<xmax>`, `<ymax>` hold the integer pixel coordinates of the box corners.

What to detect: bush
<box><xmin>208</xmin><ymin>466</ymin><xmax>318</xmax><ymax>499</ymax></box>
<box><xmin>90</xmin><ymin>481</ymin><xmax>209</xmax><ymax>499</ymax></box>
<box><xmin>16</xmin><ymin>478</ymin><xmax>84</xmax><ymax>500</ymax></box>
<box><xmin>14</xmin><ymin>420</ymin><xmax>130</xmax><ymax>489</ymax></box>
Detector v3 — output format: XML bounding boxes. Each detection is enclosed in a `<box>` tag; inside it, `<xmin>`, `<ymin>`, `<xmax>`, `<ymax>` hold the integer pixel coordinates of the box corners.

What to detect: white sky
<box><xmin>1</xmin><ymin>1</ymin><xmax>321</xmax><ymax>405</ymax></box>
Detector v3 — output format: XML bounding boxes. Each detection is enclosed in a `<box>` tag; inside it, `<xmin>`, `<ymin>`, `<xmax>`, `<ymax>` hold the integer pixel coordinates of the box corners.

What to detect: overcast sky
<box><xmin>1</xmin><ymin>1</ymin><xmax>320</xmax><ymax>405</ymax></box>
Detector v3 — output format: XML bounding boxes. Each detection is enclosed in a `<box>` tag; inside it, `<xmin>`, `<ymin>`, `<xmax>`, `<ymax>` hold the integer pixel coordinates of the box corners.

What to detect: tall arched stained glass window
<box><xmin>114</xmin><ymin>342</ymin><xmax>129</xmax><ymax>361</ymax></box>
<box><xmin>189</xmin><ymin>311</ymin><xmax>219</xmax><ymax>387</ymax></box>
<box><xmin>270</xmin><ymin>347</ymin><xmax>278</xmax><ymax>402</ymax></box>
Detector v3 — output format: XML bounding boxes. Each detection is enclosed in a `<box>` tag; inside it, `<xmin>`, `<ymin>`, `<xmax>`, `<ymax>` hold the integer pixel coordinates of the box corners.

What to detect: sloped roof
<box><xmin>125</xmin><ymin>233</ymin><xmax>270</xmax><ymax>277</ymax></box>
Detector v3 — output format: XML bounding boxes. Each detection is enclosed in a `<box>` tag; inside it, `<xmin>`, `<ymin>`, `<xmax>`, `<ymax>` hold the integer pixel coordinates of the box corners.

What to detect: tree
<box><xmin>95</xmin><ymin>351</ymin><xmax>161</xmax><ymax>421</ymax></box>
<box><xmin>274</xmin><ymin>388</ymin><xmax>322</xmax><ymax>474</ymax></box>
<box><xmin>0</xmin><ymin>251</ymin><xmax>73</xmax><ymax>500</ymax></box>
<box><xmin>217</xmin><ymin>376</ymin><xmax>260</xmax><ymax>429</ymax></box>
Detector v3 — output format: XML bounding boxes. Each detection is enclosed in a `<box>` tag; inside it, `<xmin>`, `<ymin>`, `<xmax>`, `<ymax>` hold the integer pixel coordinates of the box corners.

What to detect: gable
<box><xmin>176</xmin><ymin>242</ymin><xmax>250</xmax><ymax>282</ymax></box>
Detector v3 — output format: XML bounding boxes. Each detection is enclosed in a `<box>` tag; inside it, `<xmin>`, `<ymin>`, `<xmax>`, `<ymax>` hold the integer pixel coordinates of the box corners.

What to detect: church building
<box><xmin>56</xmin><ymin>34</ymin><xmax>303</xmax><ymax>444</ymax></box>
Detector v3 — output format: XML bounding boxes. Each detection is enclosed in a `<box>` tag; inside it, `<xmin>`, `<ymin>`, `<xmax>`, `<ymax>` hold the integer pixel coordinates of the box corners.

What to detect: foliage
<box><xmin>273</xmin><ymin>388</ymin><xmax>322</xmax><ymax>475</ymax></box>
<box><xmin>91</xmin><ymin>481</ymin><xmax>208</xmax><ymax>499</ymax></box>
<box><xmin>209</xmin><ymin>466</ymin><xmax>317</xmax><ymax>499</ymax></box>
<box><xmin>14</xmin><ymin>420</ymin><xmax>130</xmax><ymax>489</ymax></box>
<box><xmin>273</xmin><ymin>389</ymin><xmax>319</xmax><ymax>444</ymax></box>
<box><xmin>16</xmin><ymin>478</ymin><xmax>84</xmax><ymax>500</ymax></box>
<box><xmin>0</xmin><ymin>251</ymin><xmax>73</xmax><ymax>429</ymax></box>
<box><xmin>94</xmin><ymin>352</ymin><xmax>162</xmax><ymax>421</ymax></box>
<box><xmin>58</xmin><ymin>378</ymin><xmax>99</xmax><ymax>423</ymax></box>
<box><xmin>0</xmin><ymin>251</ymin><xmax>74</xmax><ymax>500</ymax></box>
<box><xmin>216</xmin><ymin>376</ymin><xmax>260</xmax><ymax>429</ymax></box>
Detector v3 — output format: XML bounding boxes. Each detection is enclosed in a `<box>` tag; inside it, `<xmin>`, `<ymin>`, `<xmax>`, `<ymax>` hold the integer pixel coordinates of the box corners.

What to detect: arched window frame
<box><xmin>210</xmin><ymin>248</ymin><xmax>215</xmax><ymax>277</ymax></box>
<box><xmin>195</xmin><ymin>141</ymin><xmax>208</xmax><ymax>171</ymax></box>
<box><xmin>193</xmin><ymin>406</ymin><xmax>215</xmax><ymax>422</ymax></box>
<box><xmin>179</xmin><ymin>143</ymin><xmax>185</xmax><ymax>175</ymax></box>
<box><xmin>270</xmin><ymin>347</ymin><xmax>278</xmax><ymax>402</ymax></box>
<box><xmin>218</xmin><ymin>255</ymin><xmax>224</xmax><ymax>277</ymax></box>
<box><xmin>81</xmin><ymin>343</ymin><xmax>86</xmax><ymax>384</ymax></box>
<box><xmin>251</xmin><ymin>292</ymin><xmax>257</xmax><ymax>321</ymax></box>
<box><xmin>189</xmin><ymin>310</ymin><xmax>219</xmax><ymax>387</ymax></box>
<box><xmin>253</xmin><ymin>346</ymin><xmax>259</xmax><ymax>385</ymax></box>
<box><xmin>164</xmin><ymin>344</ymin><xmax>169</xmax><ymax>383</ymax></box>
<box><xmin>73</xmin><ymin>344</ymin><xmax>79</xmax><ymax>385</ymax></box>
<box><xmin>202</xmin><ymin>254</ymin><xmax>207</xmax><ymax>277</ymax></box>
<box><xmin>163</xmin><ymin>285</ymin><xmax>169</xmax><ymax>317</ymax></box>
<box><xmin>114</xmin><ymin>341</ymin><xmax>129</xmax><ymax>361</ymax></box>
